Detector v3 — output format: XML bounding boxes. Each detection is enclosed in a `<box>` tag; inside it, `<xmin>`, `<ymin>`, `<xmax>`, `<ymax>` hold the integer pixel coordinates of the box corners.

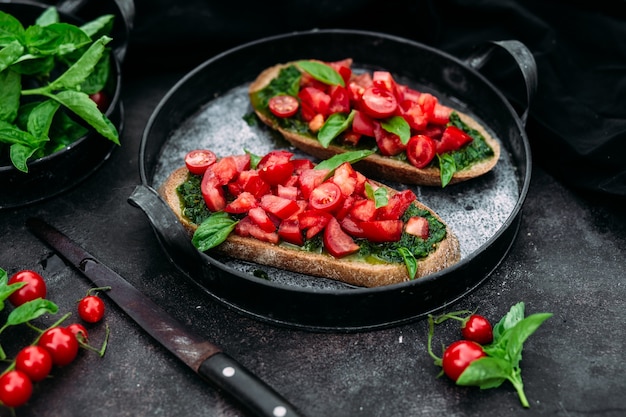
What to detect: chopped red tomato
<box><xmin>211</xmin><ymin>156</ymin><xmax>239</xmax><ymax>185</ymax></box>
<box><xmin>260</xmin><ymin>194</ymin><xmax>300</xmax><ymax>219</ymax></box>
<box><xmin>417</xmin><ymin>92</ymin><xmax>437</xmax><ymax>120</ymax></box>
<box><xmin>351</xmin><ymin>110</ymin><xmax>375</xmax><ymax>137</ymax></box>
<box><xmin>257</xmin><ymin>152</ymin><xmax>295</xmax><ymax>186</ymax></box>
<box><xmin>309</xmin><ymin>182</ymin><xmax>344</xmax><ymax>213</ymax></box>
<box><xmin>298</xmin><ymin>210</ymin><xmax>332</xmax><ymax>239</ymax></box>
<box><xmin>406</xmin><ymin>135</ymin><xmax>436</xmax><ymax>169</ymax></box>
<box><xmin>372</xmin><ymin>71</ymin><xmax>398</xmax><ymax>94</ymax></box>
<box><xmin>373</xmin><ymin>122</ymin><xmax>405</xmax><ymax>156</ymax></box>
<box><xmin>340</xmin><ymin>216</ymin><xmax>366</xmax><ymax>238</ymax></box>
<box><xmin>361</xmin><ymin>86</ymin><xmax>398</xmax><ymax>119</ymax></box>
<box><xmin>331</xmin><ymin>162</ymin><xmax>357</xmax><ymax>197</ymax></box>
<box><xmin>323</xmin><ymin>217</ymin><xmax>360</xmax><ymax>258</ymax></box>
<box><xmin>236</xmin><ymin>170</ymin><xmax>271</xmax><ymax>199</ymax></box>
<box><xmin>291</xmin><ymin>158</ymin><xmax>315</xmax><ymax>174</ymax></box>
<box><xmin>298</xmin><ymin>168</ymin><xmax>329</xmax><ymax>199</ymax></box>
<box><xmin>269</xmin><ymin>95</ymin><xmax>299</xmax><ymax>118</ymax></box>
<box><xmin>278</xmin><ymin>219</ymin><xmax>304</xmax><ymax>246</ymax></box>
<box><xmin>398</xmin><ymin>100</ymin><xmax>428</xmax><ymax>131</ymax></box>
<box><xmin>224</xmin><ymin>191</ymin><xmax>258</xmax><ymax>214</ymax></box>
<box><xmin>327</xmin><ymin>58</ymin><xmax>353</xmax><ymax>85</ymax></box>
<box><xmin>185</xmin><ymin>149</ymin><xmax>217</xmax><ymax>175</ymax></box>
<box><xmin>277</xmin><ymin>185</ymin><xmax>298</xmax><ymax>200</ymax></box>
<box><xmin>201</xmin><ymin>169</ymin><xmax>226</xmax><ymax>212</ymax></box>
<box><xmin>405</xmin><ymin>216</ymin><xmax>429</xmax><ymax>239</ymax></box>
<box><xmin>359</xmin><ymin>220</ymin><xmax>403</xmax><ymax>243</ymax></box>
<box><xmin>235</xmin><ymin>217</ymin><xmax>279</xmax><ymax>244</ymax></box>
<box><xmin>376</xmin><ymin>189</ymin><xmax>417</xmax><ymax>220</ymax></box>
<box><xmin>436</xmin><ymin>126</ymin><xmax>473</xmax><ymax>154</ymax></box>
<box><xmin>248</xmin><ymin>207</ymin><xmax>277</xmax><ymax>233</ymax></box>
<box><xmin>328</xmin><ymin>85</ymin><xmax>351</xmax><ymax>114</ymax></box>
<box><xmin>298</xmin><ymin>87</ymin><xmax>330</xmax><ymax>118</ymax></box>
<box><xmin>349</xmin><ymin>199</ymin><xmax>377</xmax><ymax>222</ymax></box>
<box><xmin>431</xmin><ymin>103</ymin><xmax>452</xmax><ymax>125</ymax></box>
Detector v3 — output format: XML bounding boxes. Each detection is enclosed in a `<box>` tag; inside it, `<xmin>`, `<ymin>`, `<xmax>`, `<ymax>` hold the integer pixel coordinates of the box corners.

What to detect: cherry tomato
<box><xmin>185</xmin><ymin>149</ymin><xmax>217</xmax><ymax>175</ymax></box>
<box><xmin>66</xmin><ymin>323</ymin><xmax>89</xmax><ymax>343</ymax></box>
<box><xmin>38</xmin><ymin>327</ymin><xmax>79</xmax><ymax>366</ymax></box>
<box><xmin>442</xmin><ymin>340</ymin><xmax>486</xmax><ymax>381</ymax></box>
<box><xmin>77</xmin><ymin>295</ymin><xmax>106</xmax><ymax>323</ymax></box>
<box><xmin>462</xmin><ymin>314</ymin><xmax>494</xmax><ymax>345</ymax></box>
<box><xmin>0</xmin><ymin>370</ymin><xmax>33</xmax><ymax>408</ymax></box>
<box><xmin>406</xmin><ymin>135</ymin><xmax>436</xmax><ymax>169</ymax></box>
<box><xmin>436</xmin><ymin>125</ymin><xmax>473</xmax><ymax>154</ymax></box>
<box><xmin>309</xmin><ymin>182</ymin><xmax>344</xmax><ymax>213</ymax></box>
<box><xmin>15</xmin><ymin>345</ymin><xmax>53</xmax><ymax>382</ymax></box>
<box><xmin>89</xmin><ymin>91</ymin><xmax>109</xmax><ymax>111</ymax></box>
<box><xmin>268</xmin><ymin>95</ymin><xmax>299</xmax><ymax>118</ymax></box>
<box><xmin>8</xmin><ymin>270</ymin><xmax>46</xmax><ymax>307</ymax></box>
<box><xmin>360</xmin><ymin>86</ymin><xmax>398</xmax><ymax>119</ymax></box>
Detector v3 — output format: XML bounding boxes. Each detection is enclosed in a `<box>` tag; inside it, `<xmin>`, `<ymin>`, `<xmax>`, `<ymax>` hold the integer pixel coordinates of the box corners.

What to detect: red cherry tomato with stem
<box><xmin>8</xmin><ymin>270</ymin><xmax>47</xmax><ymax>307</ymax></box>
<box><xmin>0</xmin><ymin>370</ymin><xmax>33</xmax><ymax>408</ymax></box>
<box><xmin>15</xmin><ymin>345</ymin><xmax>53</xmax><ymax>382</ymax></box>
<box><xmin>442</xmin><ymin>340</ymin><xmax>486</xmax><ymax>381</ymax></box>
<box><xmin>462</xmin><ymin>314</ymin><xmax>494</xmax><ymax>345</ymax></box>
<box><xmin>185</xmin><ymin>149</ymin><xmax>217</xmax><ymax>175</ymax></box>
<box><xmin>268</xmin><ymin>95</ymin><xmax>299</xmax><ymax>118</ymax></box>
<box><xmin>38</xmin><ymin>327</ymin><xmax>79</xmax><ymax>366</ymax></box>
<box><xmin>67</xmin><ymin>323</ymin><xmax>89</xmax><ymax>343</ymax></box>
<box><xmin>78</xmin><ymin>295</ymin><xmax>106</xmax><ymax>323</ymax></box>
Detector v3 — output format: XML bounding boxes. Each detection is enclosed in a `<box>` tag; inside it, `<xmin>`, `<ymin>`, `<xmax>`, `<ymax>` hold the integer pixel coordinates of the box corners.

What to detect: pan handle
<box><xmin>464</xmin><ymin>40</ymin><xmax>537</xmax><ymax>126</ymax></box>
<box><xmin>128</xmin><ymin>184</ymin><xmax>207</xmax><ymax>278</ymax></box>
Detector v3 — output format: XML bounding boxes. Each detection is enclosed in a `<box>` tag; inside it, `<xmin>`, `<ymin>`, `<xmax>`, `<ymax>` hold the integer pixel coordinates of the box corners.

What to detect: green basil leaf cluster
<box><xmin>0</xmin><ymin>7</ymin><xmax>118</xmax><ymax>172</ymax></box>
<box><xmin>456</xmin><ymin>302</ymin><xmax>553</xmax><ymax>408</ymax></box>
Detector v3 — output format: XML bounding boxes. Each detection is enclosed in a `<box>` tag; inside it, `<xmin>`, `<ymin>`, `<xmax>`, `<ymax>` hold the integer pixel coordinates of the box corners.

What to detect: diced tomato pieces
<box><xmin>298</xmin><ymin>87</ymin><xmax>331</xmax><ymax>118</ymax></box>
<box><xmin>431</xmin><ymin>104</ymin><xmax>452</xmax><ymax>125</ymax></box>
<box><xmin>334</xmin><ymin>195</ymin><xmax>356</xmax><ymax>221</ymax></box>
<box><xmin>372</xmin><ymin>71</ymin><xmax>398</xmax><ymax>94</ymax></box>
<box><xmin>235</xmin><ymin>217</ymin><xmax>279</xmax><ymax>244</ymax></box>
<box><xmin>211</xmin><ymin>156</ymin><xmax>239</xmax><ymax>185</ymax></box>
<box><xmin>201</xmin><ymin>169</ymin><xmax>226</xmax><ymax>212</ymax></box>
<box><xmin>224</xmin><ymin>191</ymin><xmax>258</xmax><ymax>214</ymax></box>
<box><xmin>298</xmin><ymin>209</ymin><xmax>332</xmax><ymax>239</ymax></box>
<box><xmin>340</xmin><ymin>216</ymin><xmax>366</xmax><ymax>239</ymax></box>
<box><xmin>236</xmin><ymin>170</ymin><xmax>271</xmax><ymax>199</ymax></box>
<box><xmin>351</xmin><ymin>110</ymin><xmax>375</xmax><ymax>137</ymax></box>
<box><xmin>323</xmin><ymin>217</ymin><xmax>360</xmax><ymax>258</ymax></box>
<box><xmin>328</xmin><ymin>85</ymin><xmax>351</xmax><ymax>114</ymax></box>
<box><xmin>359</xmin><ymin>220</ymin><xmax>403</xmax><ymax>243</ymax></box>
<box><xmin>300</xmin><ymin>71</ymin><xmax>328</xmax><ymax>91</ymax></box>
<box><xmin>416</xmin><ymin>124</ymin><xmax>445</xmax><ymax>140</ymax></box>
<box><xmin>309</xmin><ymin>182</ymin><xmax>344</xmax><ymax>213</ymax></box>
<box><xmin>185</xmin><ymin>149</ymin><xmax>217</xmax><ymax>175</ymax></box>
<box><xmin>257</xmin><ymin>150</ymin><xmax>295</xmax><ymax>185</ymax></box>
<box><xmin>248</xmin><ymin>207</ymin><xmax>277</xmax><ymax>233</ymax></box>
<box><xmin>349</xmin><ymin>199</ymin><xmax>377</xmax><ymax>222</ymax></box>
<box><xmin>298</xmin><ymin>168</ymin><xmax>329</xmax><ymax>199</ymax></box>
<box><xmin>376</xmin><ymin>189</ymin><xmax>417</xmax><ymax>220</ymax></box>
<box><xmin>398</xmin><ymin>99</ymin><xmax>428</xmax><ymax>131</ymax></box>
<box><xmin>291</xmin><ymin>158</ymin><xmax>315</xmax><ymax>174</ymax></box>
<box><xmin>327</xmin><ymin>59</ymin><xmax>353</xmax><ymax>85</ymax></box>
<box><xmin>278</xmin><ymin>218</ymin><xmax>304</xmax><ymax>246</ymax></box>
<box><xmin>418</xmin><ymin>92</ymin><xmax>437</xmax><ymax>120</ymax></box>
<box><xmin>353</xmin><ymin>171</ymin><xmax>367</xmax><ymax>197</ymax></box>
<box><xmin>436</xmin><ymin>125</ymin><xmax>473</xmax><ymax>154</ymax></box>
<box><xmin>406</xmin><ymin>134</ymin><xmax>436</xmax><ymax>169</ymax></box>
<box><xmin>331</xmin><ymin>162</ymin><xmax>357</xmax><ymax>197</ymax></box>
<box><xmin>373</xmin><ymin>122</ymin><xmax>406</xmax><ymax>156</ymax></box>
<box><xmin>361</xmin><ymin>86</ymin><xmax>398</xmax><ymax>119</ymax></box>
<box><xmin>405</xmin><ymin>216</ymin><xmax>430</xmax><ymax>240</ymax></box>
<box><xmin>277</xmin><ymin>184</ymin><xmax>298</xmax><ymax>200</ymax></box>
<box><xmin>396</xmin><ymin>85</ymin><xmax>422</xmax><ymax>103</ymax></box>
<box><xmin>260</xmin><ymin>194</ymin><xmax>300</xmax><ymax>219</ymax></box>
<box><xmin>342</xmin><ymin>128</ymin><xmax>362</xmax><ymax>146</ymax></box>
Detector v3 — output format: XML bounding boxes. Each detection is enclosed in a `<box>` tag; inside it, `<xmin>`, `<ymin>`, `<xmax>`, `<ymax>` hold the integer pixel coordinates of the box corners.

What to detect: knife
<box><xmin>27</xmin><ymin>218</ymin><xmax>304</xmax><ymax>417</ymax></box>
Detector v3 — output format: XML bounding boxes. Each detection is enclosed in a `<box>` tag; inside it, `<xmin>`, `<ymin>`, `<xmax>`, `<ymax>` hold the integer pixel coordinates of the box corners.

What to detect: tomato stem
<box><xmin>86</xmin><ymin>286</ymin><xmax>112</xmax><ymax>297</ymax></box>
<box><xmin>426</xmin><ymin>315</ymin><xmax>442</xmax><ymax>365</ymax></box>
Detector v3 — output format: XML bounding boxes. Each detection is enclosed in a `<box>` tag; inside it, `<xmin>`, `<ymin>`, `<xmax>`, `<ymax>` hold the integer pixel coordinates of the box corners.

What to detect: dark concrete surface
<box><xmin>1</xmin><ymin>62</ymin><xmax>626</xmax><ymax>417</ymax></box>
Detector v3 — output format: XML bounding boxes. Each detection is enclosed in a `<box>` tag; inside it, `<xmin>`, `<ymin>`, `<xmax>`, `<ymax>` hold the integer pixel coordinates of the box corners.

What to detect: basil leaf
<box><xmin>0</xmin><ymin>120</ymin><xmax>38</xmax><ymax>146</ymax></box>
<box><xmin>0</xmin><ymin>40</ymin><xmax>25</xmax><ymax>72</ymax></box>
<box><xmin>192</xmin><ymin>212</ymin><xmax>239</xmax><ymax>252</ymax></box>
<box><xmin>6</xmin><ymin>298</ymin><xmax>59</xmax><ymax>326</ymax></box>
<box><xmin>314</xmin><ymin>149</ymin><xmax>374</xmax><ymax>172</ymax></box>
<box><xmin>318</xmin><ymin>110</ymin><xmax>355</xmax><ymax>148</ymax></box>
<box><xmin>456</xmin><ymin>356</ymin><xmax>511</xmax><ymax>389</ymax></box>
<box><xmin>296</xmin><ymin>60</ymin><xmax>345</xmax><ymax>87</ymax></box>
<box><xmin>0</xmin><ymin>268</ymin><xmax>27</xmax><ymax>312</ymax></box>
<box><xmin>25</xmin><ymin>23</ymin><xmax>91</xmax><ymax>56</ymax></box>
<box><xmin>36</xmin><ymin>7</ymin><xmax>60</xmax><ymax>26</ymax></box>
<box><xmin>437</xmin><ymin>153</ymin><xmax>456</xmax><ymax>187</ymax></box>
<box><xmin>397</xmin><ymin>247</ymin><xmax>418</xmax><ymax>280</ymax></box>
<box><xmin>79</xmin><ymin>51</ymin><xmax>110</xmax><ymax>94</ymax></box>
<box><xmin>80</xmin><ymin>15</ymin><xmax>115</xmax><ymax>39</ymax></box>
<box><xmin>493</xmin><ymin>301</ymin><xmax>526</xmax><ymax>341</ymax></box>
<box><xmin>504</xmin><ymin>313</ymin><xmax>553</xmax><ymax>367</ymax></box>
<box><xmin>47</xmin><ymin>35</ymin><xmax>111</xmax><ymax>90</ymax></box>
<box><xmin>365</xmin><ymin>182</ymin><xmax>389</xmax><ymax>208</ymax></box>
<box><xmin>245</xmin><ymin>149</ymin><xmax>261</xmax><ymax>169</ymax></box>
<box><xmin>0</xmin><ymin>11</ymin><xmax>25</xmax><ymax>45</ymax></box>
<box><xmin>381</xmin><ymin>116</ymin><xmax>411</xmax><ymax>144</ymax></box>
<box><xmin>27</xmin><ymin>99</ymin><xmax>59</xmax><ymax>138</ymax></box>
<box><xmin>0</xmin><ymin>68</ymin><xmax>21</xmax><ymax>122</ymax></box>
<box><xmin>10</xmin><ymin>143</ymin><xmax>38</xmax><ymax>172</ymax></box>
<box><xmin>52</xmin><ymin>90</ymin><xmax>119</xmax><ymax>143</ymax></box>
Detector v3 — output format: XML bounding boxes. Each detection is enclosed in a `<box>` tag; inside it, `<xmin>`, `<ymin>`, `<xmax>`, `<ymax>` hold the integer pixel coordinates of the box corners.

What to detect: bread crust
<box><xmin>159</xmin><ymin>167</ymin><xmax>461</xmax><ymax>287</ymax></box>
<box><xmin>249</xmin><ymin>62</ymin><xmax>501</xmax><ymax>186</ymax></box>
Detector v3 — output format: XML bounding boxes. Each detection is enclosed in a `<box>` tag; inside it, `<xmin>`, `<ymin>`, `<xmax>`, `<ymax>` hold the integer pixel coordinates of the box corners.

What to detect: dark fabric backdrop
<box><xmin>125</xmin><ymin>0</ymin><xmax>626</xmax><ymax>196</ymax></box>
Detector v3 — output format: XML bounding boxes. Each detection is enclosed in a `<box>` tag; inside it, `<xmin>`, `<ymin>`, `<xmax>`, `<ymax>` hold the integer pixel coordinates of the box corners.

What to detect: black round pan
<box><xmin>130</xmin><ymin>30</ymin><xmax>535</xmax><ymax>332</ymax></box>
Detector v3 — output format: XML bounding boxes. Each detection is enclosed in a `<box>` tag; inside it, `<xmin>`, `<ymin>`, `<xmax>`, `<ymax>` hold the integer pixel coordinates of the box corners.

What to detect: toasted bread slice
<box><xmin>249</xmin><ymin>62</ymin><xmax>501</xmax><ymax>186</ymax></box>
<box><xmin>159</xmin><ymin>167</ymin><xmax>461</xmax><ymax>287</ymax></box>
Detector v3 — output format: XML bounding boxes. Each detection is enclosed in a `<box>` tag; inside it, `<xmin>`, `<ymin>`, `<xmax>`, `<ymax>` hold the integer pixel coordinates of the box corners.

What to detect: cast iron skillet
<box><xmin>0</xmin><ymin>0</ymin><xmax>134</xmax><ymax>209</ymax></box>
<box><xmin>129</xmin><ymin>30</ymin><xmax>536</xmax><ymax>332</ymax></box>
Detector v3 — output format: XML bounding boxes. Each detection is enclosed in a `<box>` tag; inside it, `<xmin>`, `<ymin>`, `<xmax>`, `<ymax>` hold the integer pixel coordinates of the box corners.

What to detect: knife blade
<box><xmin>27</xmin><ymin>218</ymin><xmax>304</xmax><ymax>417</ymax></box>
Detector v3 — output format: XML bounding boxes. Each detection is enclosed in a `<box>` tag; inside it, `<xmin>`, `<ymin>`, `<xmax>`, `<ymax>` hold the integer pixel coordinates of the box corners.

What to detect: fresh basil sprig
<box><xmin>314</xmin><ymin>149</ymin><xmax>373</xmax><ymax>173</ymax></box>
<box><xmin>317</xmin><ymin>110</ymin><xmax>355</xmax><ymax>147</ymax></box>
<box><xmin>365</xmin><ymin>182</ymin><xmax>389</xmax><ymax>208</ymax></box>
<box><xmin>296</xmin><ymin>60</ymin><xmax>344</xmax><ymax>87</ymax></box>
<box><xmin>381</xmin><ymin>115</ymin><xmax>411</xmax><ymax>144</ymax></box>
<box><xmin>192</xmin><ymin>212</ymin><xmax>239</xmax><ymax>252</ymax></box>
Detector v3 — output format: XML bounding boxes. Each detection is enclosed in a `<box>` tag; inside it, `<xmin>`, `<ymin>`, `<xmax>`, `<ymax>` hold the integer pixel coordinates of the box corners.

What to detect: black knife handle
<box><xmin>198</xmin><ymin>352</ymin><xmax>304</xmax><ymax>417</ymax></box>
